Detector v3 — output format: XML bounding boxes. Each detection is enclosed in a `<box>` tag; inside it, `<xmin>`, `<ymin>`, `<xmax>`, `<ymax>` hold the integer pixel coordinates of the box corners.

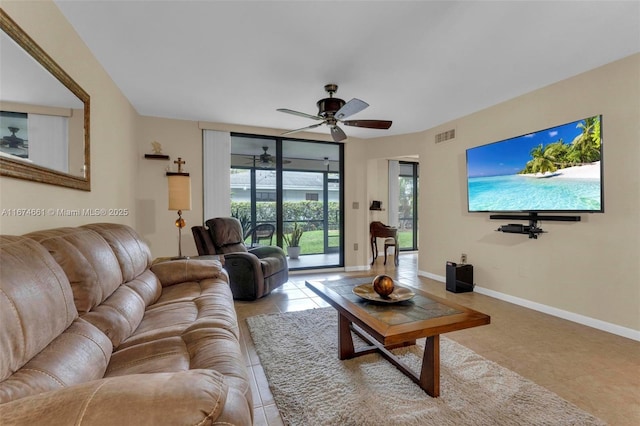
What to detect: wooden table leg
<box><xmin>338</xmin><ymin>313</ymin><xmax>355</xmax><ymax>360</ymax></box>
<box><xmin>370</xmin><ymin>237</ymin><xmax>377</xmax><ymax>265</ymax></box>
<box><xmin>395</xmin><ymin>236</ymin><xmax>399</xmax><ymax>266</ymax></box>
<box><xmin>419</xmin><ymin>335</ymin><xmax>440</xmax><ymax>397</ymax></box>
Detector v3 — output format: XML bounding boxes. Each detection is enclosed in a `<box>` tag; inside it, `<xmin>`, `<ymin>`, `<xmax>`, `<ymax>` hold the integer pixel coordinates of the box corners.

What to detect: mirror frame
<box><xmin>0</xmin><ymin>9</ymin><xmax>90</xmax><ymax>191</ymax></box>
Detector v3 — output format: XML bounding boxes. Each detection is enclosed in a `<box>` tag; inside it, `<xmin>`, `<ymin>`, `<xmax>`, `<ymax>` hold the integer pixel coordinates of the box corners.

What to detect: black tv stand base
<box><xmin>489</xmin><ymin>213</ymin><xmax>581</xmax><ymax>239</ymax></box>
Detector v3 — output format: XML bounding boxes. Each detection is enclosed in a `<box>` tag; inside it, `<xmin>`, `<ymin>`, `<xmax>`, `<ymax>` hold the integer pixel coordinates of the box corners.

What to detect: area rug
<box><xmin>247</xmin><ymin>307</ymin><xmax>604</xmax><ymax>426</ymax></box>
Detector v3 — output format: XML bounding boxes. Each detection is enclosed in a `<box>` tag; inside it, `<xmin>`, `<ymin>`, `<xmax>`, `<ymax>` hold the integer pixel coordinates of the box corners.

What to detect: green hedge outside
<box><xmin>232</xmin><ymin>201</ymin><xmax>415</xmax><ymax>255</ymax></box>
<box><xmin>232</xmin><ymin>201</ymin><xmax>340</xmax><ymax>232</ymax></box>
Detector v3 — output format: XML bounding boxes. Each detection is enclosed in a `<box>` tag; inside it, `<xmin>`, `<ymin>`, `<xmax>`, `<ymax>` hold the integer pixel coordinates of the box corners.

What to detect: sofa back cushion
<box><xmin>0</xmin><ymin>235</ymin><xmax>112</xmax><ymax>403</ymax></box>
<box><xmin>79</xmin><ymin>224</ymin><xmax>159</xmax><ymax>347</ymax></box>
<box><xmin>82</xmin><ymin>269</ymin><xmax>161</xmax><ymax>347</ymax></box>
<box><xmin>26</xmin><ymin>227</ymin><xmax>123</xmax><ymax>314</ymax></box>
<box><xmin>26</xmin><ymin>224</ymin><xmax>158</xmax><ymax>348</ymax></box>
<box><xmin>82</xmin><ymin>223</ymin><xmax>152</xmax><ymax>282</ymax></box>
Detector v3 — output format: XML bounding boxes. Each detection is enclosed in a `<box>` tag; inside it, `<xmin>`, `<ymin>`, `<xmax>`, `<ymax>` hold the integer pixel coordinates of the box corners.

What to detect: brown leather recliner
<box><xmin>192</xmin><ymin>217</ymin><xmax>288</xmax><ymax>300</ymax></box>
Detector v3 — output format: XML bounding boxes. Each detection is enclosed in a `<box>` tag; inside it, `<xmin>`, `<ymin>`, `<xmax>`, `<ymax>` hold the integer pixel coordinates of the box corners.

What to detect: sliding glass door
<box><xmin>398</xmin><ymin>161</ymin><xmax>419</xmax><ymax>251</ymax></box>
<box><xmin>230</xmin><ymin>134</ymin><xmax>343</xmax><ymax>269</ymax></box>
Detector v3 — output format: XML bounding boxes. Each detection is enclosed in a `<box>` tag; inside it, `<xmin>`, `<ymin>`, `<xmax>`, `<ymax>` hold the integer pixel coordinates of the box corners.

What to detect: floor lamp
<box><xmin>167</xmin><ymin>157</ymin><xmax>191</xmax><ymax>259</ymax></box>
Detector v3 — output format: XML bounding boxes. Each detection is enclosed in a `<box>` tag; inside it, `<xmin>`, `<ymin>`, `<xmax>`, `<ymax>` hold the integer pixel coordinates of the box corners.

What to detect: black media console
<box><xmin>490</xmin><ymin>213</ymin><xmax>581</xmax><ymax>239</ymax></box>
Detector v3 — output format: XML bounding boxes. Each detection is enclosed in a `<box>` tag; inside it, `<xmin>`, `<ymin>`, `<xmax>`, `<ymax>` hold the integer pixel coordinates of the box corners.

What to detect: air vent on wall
<box><xmin>435</xmin><ymin>129</ymin><xmax>456</xmax><ymax>143</ymax></box>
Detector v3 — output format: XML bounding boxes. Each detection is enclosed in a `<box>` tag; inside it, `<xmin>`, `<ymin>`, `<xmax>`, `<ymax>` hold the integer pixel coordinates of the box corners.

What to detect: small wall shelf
<box><xmin>144</xmin><ymin>154</ymin><xmax>170</xmax><ymax>160</ymax></box>
<box><xmin>490</xmin><ymin>213</ymin><xmax>581</xmax><ymax>239</ymax></box>
<box><xmin>369</xmin><ymin>200</ymin><xmax>384</xmax><ymax>211</ymax></box>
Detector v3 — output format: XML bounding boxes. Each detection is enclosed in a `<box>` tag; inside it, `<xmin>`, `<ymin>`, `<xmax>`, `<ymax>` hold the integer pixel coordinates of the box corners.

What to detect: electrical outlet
<box><xmin>354</xmin><ymin>243</ymin><xmax>359</xmax><ymax>251</ymax></box>
<box><xmin>461</xmin><ymin>253</ymin><xmax>467</xmax><ymax>264</ymax></box>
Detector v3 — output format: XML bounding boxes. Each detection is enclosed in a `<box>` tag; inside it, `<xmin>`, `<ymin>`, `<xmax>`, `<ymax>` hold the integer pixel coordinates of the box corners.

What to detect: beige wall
<box><xmin>0</xmin><ymin>1</ymin><xmax>139</xmax><ymax>234</ymax></box>
<box><xmin>367</xmin><ymin>54</ymin><xmax>640</xmax><ymax>333</ymax></box>
<box><xmin>137</xmin><ymin>116</ymin><xmax>203</xmax><ymax>258</ymax></box>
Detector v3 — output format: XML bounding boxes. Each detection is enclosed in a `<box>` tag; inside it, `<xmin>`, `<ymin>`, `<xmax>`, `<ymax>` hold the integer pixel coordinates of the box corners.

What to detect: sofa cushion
<box><xmin>117</xmin><ymin>276</ymin><xmax>239</xmax><ymax>350</ymax></box>
<box><xmin>83</xmin><ymin>223</ymin><xmax>152</xmax><ymax>282</ymax></box>
<box><xmin>26</xmin><ymin>227</ymin><xmax>123</xmax><ymax>314</ymax></box>
<box><xmin>106</xmin><ymin>327</ymin><xmax>249</xmax><ymax>402</ymax></box>
<box><xmin>0</xmin><ymin>236</ymin><xmax>78</xmax><ymax>383</ymax></box>
<box><xmin>0</xmin><ymin>319</ymin><xmax>112</xmax><ymax>403</ymax></box>
<box><xmin>81</xmin><ymin>270</ymin><xmax>162</xmax><ymax>348</ymax></box>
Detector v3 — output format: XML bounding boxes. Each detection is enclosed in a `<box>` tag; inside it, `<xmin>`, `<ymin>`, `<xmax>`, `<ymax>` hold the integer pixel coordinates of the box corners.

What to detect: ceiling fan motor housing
<box><xmin>317</xmin><ymin>97</ymin><xmax>345</xmax><ymax>118</ymax></box>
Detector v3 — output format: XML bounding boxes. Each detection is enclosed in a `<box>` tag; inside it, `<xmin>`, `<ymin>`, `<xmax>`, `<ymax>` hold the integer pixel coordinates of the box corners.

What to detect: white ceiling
<box><xmin>54</xmin><ymin>0</ymin><xmax>640</xmax><ymax>140</ymax></box>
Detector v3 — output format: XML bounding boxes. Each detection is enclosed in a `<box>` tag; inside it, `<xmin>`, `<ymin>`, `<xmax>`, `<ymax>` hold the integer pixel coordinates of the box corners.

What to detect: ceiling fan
<box><xmin>0</xmin><ymin>127</ymin><xmax>29</xmax><ymax>158</ymax></box>
<box><xmin>1</xmin><ymin>127</ymin><xmax>28</xmax><ymax>148</ymax></box>
<box><xmin>245</xmin><ymin>146</ymin><xmax>291</xmax><ymax>168</ymax></box>
<box><xmin>277</xmin><ymin>84</ymin><xmax>392</xmax><ymax>142</ymax></box>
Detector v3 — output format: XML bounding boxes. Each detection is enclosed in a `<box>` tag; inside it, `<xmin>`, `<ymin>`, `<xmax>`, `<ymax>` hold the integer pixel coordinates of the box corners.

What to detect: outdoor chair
<box><xmin>244</xmin><ymin>223</ymin><xmax>275</xmax><ymax>248</ymax></box>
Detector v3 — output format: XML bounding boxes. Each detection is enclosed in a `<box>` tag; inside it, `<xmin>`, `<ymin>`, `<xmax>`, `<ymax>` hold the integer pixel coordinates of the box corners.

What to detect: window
<box><xmin>229</xmin><ymin>134</ymin><xmax>344</xmax><ymax>269</ymax></box>
<box><xmin>398</xmin><ymin>162</ymin><xmax>419</xmax><ymax>250</ymax></box>
<box><xmin>256</xmin><ymin>191</ymin><xmax>276</xmax><ymax>202</ymax></box>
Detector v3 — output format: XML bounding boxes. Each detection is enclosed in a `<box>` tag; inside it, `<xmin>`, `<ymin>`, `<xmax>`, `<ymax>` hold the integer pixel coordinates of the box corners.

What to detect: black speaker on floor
<box><xmin>446</xmin><ymin>262</ymin><xmax>474</xmax><ymax>293</ymax></box>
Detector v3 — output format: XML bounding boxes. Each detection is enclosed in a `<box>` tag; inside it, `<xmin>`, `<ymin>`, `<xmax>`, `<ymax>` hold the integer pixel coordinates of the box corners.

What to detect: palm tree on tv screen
<box><xmin>520</xmin><ymin>116</ymin><xmax>601</xmax><ymax>174</ymax></box>
<box><xmin>569</xmin><ymin>116</ymin><xmax>601</xmax><ymax>164</ymax></box>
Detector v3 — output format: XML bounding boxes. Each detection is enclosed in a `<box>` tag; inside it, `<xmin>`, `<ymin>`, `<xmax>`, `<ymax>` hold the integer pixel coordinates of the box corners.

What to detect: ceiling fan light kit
<box><xmin>278</xmin><ymin>84</ymin><xmax>392</xmax><ymax>142</ymax></box>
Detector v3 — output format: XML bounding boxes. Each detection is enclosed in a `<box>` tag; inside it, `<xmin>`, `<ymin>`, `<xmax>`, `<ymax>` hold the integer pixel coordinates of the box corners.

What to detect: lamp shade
<box><xmin>168</xmin><ymin>174</ymin><xmax>192</xmax><ymax>211</ymax></box>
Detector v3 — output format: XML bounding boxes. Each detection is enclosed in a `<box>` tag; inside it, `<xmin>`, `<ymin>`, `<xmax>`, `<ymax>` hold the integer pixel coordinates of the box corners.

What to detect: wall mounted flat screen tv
<box><xmin>466</xmin><ymin>115</ymin><xmax>603</xmax><ymax>213</ymax></box>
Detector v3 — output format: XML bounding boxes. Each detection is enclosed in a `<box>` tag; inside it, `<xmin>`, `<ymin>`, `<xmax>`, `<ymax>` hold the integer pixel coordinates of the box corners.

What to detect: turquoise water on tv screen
<box><xmin>468</xmin><ymin>175</ymin><xmax>602</xmax><ymax>212</ymax></box>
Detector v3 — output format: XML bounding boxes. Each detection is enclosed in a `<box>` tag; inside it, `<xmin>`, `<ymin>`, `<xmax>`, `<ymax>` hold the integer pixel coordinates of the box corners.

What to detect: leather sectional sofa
<box><xmin>0</xmin><ymin>223</ymin><xmax>252</xmax><ymax>425</ymax></box>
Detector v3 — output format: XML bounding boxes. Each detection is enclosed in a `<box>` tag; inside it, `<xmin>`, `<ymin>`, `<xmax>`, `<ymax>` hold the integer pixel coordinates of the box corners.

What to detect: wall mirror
<box><xmin>0</xmin><ymin>9</ymin><xmax>90</xmax><ymax>191</ymax></box>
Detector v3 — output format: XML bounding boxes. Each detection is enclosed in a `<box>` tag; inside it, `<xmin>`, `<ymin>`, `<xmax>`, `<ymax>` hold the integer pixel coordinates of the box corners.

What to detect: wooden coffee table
<box><xmin>305</xmin><ymin>277</ymin><xmax>490</xmax><ymax>397</ymax></box>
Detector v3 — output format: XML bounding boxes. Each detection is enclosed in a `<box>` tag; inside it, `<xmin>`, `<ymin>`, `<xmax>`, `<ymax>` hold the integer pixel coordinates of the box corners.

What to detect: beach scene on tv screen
<box><xmin>467</xmin><ymin>116</ymin><xmax>602</xmax><ymax>212</ymax></box>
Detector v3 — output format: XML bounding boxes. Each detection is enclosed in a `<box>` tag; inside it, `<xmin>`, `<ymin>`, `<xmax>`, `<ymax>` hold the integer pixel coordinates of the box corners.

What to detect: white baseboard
<box><xmin>345</xmin><ymin>265</ymin><xmax>371</xmax><ymax>272</ymax></box>
<box><xmin>289</xmin><ymin>267</ymin><xmax>345</xmax><ymax>275</ymax></box>
<box><xmin>418</xmin><ymin>270</ymin><xmax>640</xmax><ymax>342</ymax></box>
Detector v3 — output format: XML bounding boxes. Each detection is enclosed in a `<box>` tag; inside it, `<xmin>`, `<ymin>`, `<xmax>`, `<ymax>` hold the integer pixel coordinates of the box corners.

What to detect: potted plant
<box><xmin>283</xmin><ymin>222</ymin><xmax>304</xmax><ymax>259</ymax></box>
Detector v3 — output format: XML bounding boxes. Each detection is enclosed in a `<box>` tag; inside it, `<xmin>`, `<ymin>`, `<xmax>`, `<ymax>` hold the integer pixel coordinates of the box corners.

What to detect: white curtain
<box><xmin>203</xmin><ymin>130</ymin><xmax>231</xmax><ymax>221</ymax></box>
<box><xmin>388</xmin><ymin>160</ymin><xmax>400</xmax><ymax>227</ymax></box>
<box><xmin>28</xmin><ymin>114</ymin><xmax>68</xmax><ymax>172</ymax></box>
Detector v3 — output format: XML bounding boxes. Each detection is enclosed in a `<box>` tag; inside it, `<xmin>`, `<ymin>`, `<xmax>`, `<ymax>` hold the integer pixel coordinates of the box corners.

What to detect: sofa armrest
<box><xmin>249</xmin><ymin>245</ymin><xmax>287</xmax><ymax>260</ymax></box>
<box><xmin>0</xmin><ymin>370</ymin><xmax>251</xmax><ymax>426</ymax></box>
<box><xmin>150</xmin><ymin>258</ymin><xmax>226</xmax><ymax>287</ymax></box>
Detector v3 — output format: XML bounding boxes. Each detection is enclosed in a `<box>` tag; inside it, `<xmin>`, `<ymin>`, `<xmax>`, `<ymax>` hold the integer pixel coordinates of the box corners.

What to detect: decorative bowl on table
<box><xmin>352</xmin><ymin>275</ymin><xmax>415</xmax><ymax>303</ymax></box>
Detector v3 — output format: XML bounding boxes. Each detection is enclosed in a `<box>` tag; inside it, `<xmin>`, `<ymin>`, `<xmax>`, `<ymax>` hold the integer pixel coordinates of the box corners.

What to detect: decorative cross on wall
<box><xmin>174</xmin><ymin>157</ymin><xmax>185</xmax><ymax>173</ymax></box>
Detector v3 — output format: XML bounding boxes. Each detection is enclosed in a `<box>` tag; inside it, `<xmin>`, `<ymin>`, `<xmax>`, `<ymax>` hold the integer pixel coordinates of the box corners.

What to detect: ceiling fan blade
<box><xmin>277</xmin><ymin>108</ymin><xmax>323</xmax><ymax>121</ymax></box>
<box><xmin>341</xmin><ymin>119</ymin><xmax>392</xmax><ymax>130</ymax></box>
<box><xmin>335</xmin><ymin>98</ymin><xmax>369</xmax><ymax>120</ymax></box>
<box><xmin>281</xmin><ymin>122</ymin><xmax>325</xmax><ymax>136</ymax></box>
<box><xmin>330</xmin><ymin>125</ymin><xmax>347</xmax><ymax>142</ymax></box>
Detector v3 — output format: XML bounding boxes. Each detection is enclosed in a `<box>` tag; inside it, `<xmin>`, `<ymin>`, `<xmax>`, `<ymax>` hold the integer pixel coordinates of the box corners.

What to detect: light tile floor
<box><xmin>235</xmin><ymin>253</ymin><xmax>640</xmax><ymax>426</ymax></box>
